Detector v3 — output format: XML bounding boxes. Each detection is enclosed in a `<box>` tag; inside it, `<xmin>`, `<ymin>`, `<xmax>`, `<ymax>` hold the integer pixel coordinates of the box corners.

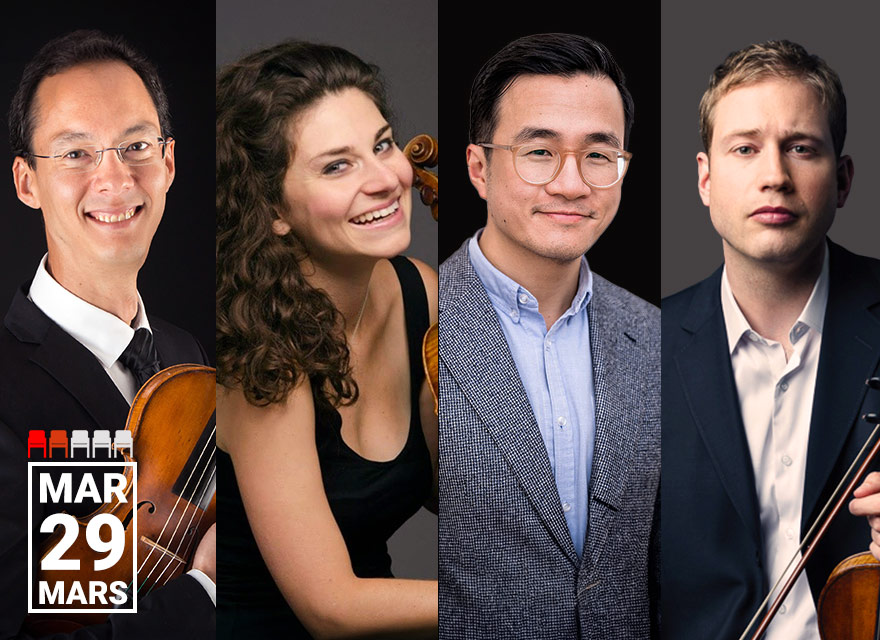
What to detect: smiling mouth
<box><xmin>87</xmin><ymin>205</ymin><xmax>142</xmax><ymax>224</ymax></box>
<box><xmin>350</xmin><ymin>200</ymin><xmax>399</xmax><ymax>225</ymax></box>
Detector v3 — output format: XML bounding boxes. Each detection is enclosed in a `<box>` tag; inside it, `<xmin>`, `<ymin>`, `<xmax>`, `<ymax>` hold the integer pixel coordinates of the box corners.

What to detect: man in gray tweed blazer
<box><xmin>439</xmin><ymin>34</ymin><xmax>660</xmax><ymax>639</ymax></box>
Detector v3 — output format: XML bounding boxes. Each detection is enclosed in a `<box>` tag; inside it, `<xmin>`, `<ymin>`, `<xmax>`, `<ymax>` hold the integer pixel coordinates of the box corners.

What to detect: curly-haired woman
<box><xmin>216</xmin><ymin>41</ymin><xmax>438</xmax><ymax>639</ymax></box>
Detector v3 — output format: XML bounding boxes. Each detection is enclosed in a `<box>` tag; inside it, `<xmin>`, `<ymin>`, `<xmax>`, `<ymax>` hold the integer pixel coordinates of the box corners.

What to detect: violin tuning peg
<box><xmin>867</xmin><ymin>377</ymin><xmax>880</xmax><ymax>390</ymax></box>
<box><xmin>864</xmin><ymin>413</ymin><xmax>880</xmax><ymax>424</ymax></box>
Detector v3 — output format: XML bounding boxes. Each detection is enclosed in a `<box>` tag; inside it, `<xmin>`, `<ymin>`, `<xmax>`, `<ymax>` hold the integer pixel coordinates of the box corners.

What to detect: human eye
<box><xmin>61</xmin><ymin>148</ymin><xmax>90</xmax><ymax>160</ymax></box>
<box><xmin>374</xmin><ymin>137</ymin><xmax>396</xmax><ymax>154</ymax></box>
<box><xmin>732</xmin><ymin>145</ymin><xmax>755</xmax><ymax>156</ymax></box>
<box><xmin>122</xmin><ymin>140</ymin><xmax>154</xmax><ymax>161</ymax></box>
<box><xmin>584</xmin><ymin>149</ymin><xmax>615</xmax><ymax>163</ymax></box>
<box><xmin>125</xmin><ymin>140</ymin><xmax>152</xmax><ymax>152</ymax></box>
<box><xmin>789</xmin><ymin>143</ymin><xmax>816</xmax><ymax>157</ymax></box>
<box><xmin>322</xmin><ymin>159</ymin><xmax>351</xmax><ymax>176</ymax></box>
<box><xmin>521</xmin><ymin>146</ymin><xmax>556</xmax><ymax>160</ymax></box>
<box><xmin>57</xmin><ymin>148</ymin><xmax>95</xmax><ymax>168</ymax></box>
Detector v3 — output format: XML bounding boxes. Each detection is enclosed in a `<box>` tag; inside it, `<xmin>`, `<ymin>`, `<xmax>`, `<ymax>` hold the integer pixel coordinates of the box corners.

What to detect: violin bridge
<box><xmin>140</xmin><ymin>535</ymin><xmax>187</xmax><ymax>566</ymax></box>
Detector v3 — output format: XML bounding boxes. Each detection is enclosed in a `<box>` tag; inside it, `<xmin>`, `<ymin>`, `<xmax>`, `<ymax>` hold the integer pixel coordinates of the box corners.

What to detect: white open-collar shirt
<box><xmin>721</xmin><ymin>246</ymin><xmax>829</xmax><ymax>640</ymax></box>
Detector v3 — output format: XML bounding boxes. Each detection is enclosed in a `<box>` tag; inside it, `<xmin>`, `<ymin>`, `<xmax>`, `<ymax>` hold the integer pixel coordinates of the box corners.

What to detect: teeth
<box><xmin>351</xmin><ymin>201</ymin><xmax>399</xmax><ymax>225</ymax></box>
<box><xmin>94</xmin><ymin>207</ymin><xmax>136</xmax><ymax>224</ymax></box>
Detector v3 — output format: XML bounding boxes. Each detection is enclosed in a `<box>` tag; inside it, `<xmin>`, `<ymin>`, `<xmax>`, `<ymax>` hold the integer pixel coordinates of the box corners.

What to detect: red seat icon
<box><xmin>49</xmin><ymin>430</ymin><xmax>69</xmax><ymax>459</ymax></box>
<box><xmin>27</xmin><ymin>430</ymin><xmax>47</xmax><ymax>458</ymax></box>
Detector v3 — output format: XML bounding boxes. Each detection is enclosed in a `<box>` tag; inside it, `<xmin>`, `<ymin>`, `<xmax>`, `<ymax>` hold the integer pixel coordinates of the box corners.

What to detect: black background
<box><xmin>440</xmin><ymin>10</ymin><xmax>661</xmax><ymax>307</ymax></box>
<box><xmin>0</xmin><ymin>3</ymin><xmax>216</xmax><ymax>357</ymax></box>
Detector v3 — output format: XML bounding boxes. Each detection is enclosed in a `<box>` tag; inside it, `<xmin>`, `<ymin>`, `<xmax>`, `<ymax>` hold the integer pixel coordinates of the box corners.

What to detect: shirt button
<box><xmin>557</xmin><ymin>416</ymin><xmax>567</xmax><ymax>427</ymax></box>
<box><xmin>779</xmin><ymin>381</ymin><xmax>789</xmax><ymax>392</ymax></box>
<box><xmin>780</xmin><ymin>604</ymin><xmax>787</xmax><ymax>614</ymax></box>
<box><xmin>748</xmin><ymin>333</ymin><xmax>759</xmax><ymax>342</ymax></box>
<box><xmin>562</xmin><ymin>502</ymin><xmax>572</xmax><ymax>512</ymax></box>
<box><xmin>782</xmin><ymin>454</ymin><xmax>792</xmax><ymax>466</ymax></box>
<box><xmin>518</xmin><ymin>293</ymin><xmax>529</xmax><ymax>304</ymax></box>
<box><xmin>785</xmin><ymin>527</ymin><xmax>795</xmax><ymax>540</ymax></box>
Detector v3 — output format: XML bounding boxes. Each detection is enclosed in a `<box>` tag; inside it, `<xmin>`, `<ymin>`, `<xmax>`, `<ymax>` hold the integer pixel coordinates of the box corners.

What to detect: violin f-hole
<box><xmin>121</xmin><ymin>500</ymin><xmax>156</xmax><ymax>529</ymax></box>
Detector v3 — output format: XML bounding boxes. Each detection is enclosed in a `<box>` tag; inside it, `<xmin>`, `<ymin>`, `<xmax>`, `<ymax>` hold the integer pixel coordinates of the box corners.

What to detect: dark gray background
<box><xmin>661</xmin><ymin>0</ymin><xmax>880</xmax><ymax>297</ymax></box>
<box><xmin>216</xmin><ymin>0</ymin><xmax>438</xmax><ymax>580</ymax></box>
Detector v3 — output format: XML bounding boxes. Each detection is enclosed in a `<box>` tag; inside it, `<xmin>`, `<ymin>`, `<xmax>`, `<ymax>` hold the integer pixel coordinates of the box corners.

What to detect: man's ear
<box><xmin>466</xmin><ymin>144</ymin><xmax>489</xmax><ymax>201</ymax></box>
<box><xmin>12</xmin><ymin>157</ymin><xmax>41</xmax><ymax>210</ymax></box>
<box><xmin>836</xmin><ymin>154</ymin><xmax>854</xmax><ymax>208</ymax></box>
<box><xmin>696</xmin><ymin>152</ymin><xmax>711</xmax><ymax>207</ymax></box>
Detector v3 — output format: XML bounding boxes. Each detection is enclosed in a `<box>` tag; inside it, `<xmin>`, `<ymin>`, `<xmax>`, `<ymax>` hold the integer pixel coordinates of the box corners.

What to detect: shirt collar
<box><xmin>28</xmin><ymin>254</ymin><xmax>151</xmax><ymax>368</ymax></box>
<box><xmin>467</xmin><ymin>229</ymin><xmax>593</xmax><ymax>321</ymax></box>
<box><xmin>720</xmin><ymin>243</ymin><xmax>830</xmax><ymax>354</ymax></box>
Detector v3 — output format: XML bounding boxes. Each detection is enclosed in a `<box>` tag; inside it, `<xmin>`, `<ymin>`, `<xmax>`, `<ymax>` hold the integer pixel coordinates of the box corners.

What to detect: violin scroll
<box><xmin>404</xmin><ymin>134</ymin><xmax>438</xmax><ymax>221</ymax></box>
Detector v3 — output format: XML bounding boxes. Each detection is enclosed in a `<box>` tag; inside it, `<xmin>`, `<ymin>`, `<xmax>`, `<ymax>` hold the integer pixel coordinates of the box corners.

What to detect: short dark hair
<box><xmin>699</xmin><ymin>40</ymin><xmax>846</xmax><ymax>157</ymax></box>
<box><xmin>9</xmin><ymin>29</ymin><xmax>172</xmax><ymax>166</ymax></box>
<box><xmin>469</xmin><ymin>33</ymin><xmax>634</xmax><ymax>149</ymax></box>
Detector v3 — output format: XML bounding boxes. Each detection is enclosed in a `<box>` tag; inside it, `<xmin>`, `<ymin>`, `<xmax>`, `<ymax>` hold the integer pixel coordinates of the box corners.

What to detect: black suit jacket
<box><xmin>0</xmin><ymin>285</ymin><xmax>215</xmax><ymax>640</ymax></box>
<box><xmin>660</xmin><ymin>242</ymin><xmax>880</xmax><ymax>640</ymax></box>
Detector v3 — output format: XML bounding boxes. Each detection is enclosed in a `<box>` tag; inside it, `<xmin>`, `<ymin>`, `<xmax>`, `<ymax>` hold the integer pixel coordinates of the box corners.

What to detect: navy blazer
<box><xmin>661</xmin><ymin>242</ymin><xmax>880</xmax><ymax>639</ymax></box>
<box><xmin>439</xmin><ymin>242</ymin><xmax>660</xmax><ymax>640</ymax></box>
<box><xmin>0</xmin><ymin>285</ymin><xmax>215</xmax><ymax>640</ymax></box>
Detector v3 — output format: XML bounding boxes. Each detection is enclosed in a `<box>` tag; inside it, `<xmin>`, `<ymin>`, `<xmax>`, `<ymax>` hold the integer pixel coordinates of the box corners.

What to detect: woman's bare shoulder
<box><xmin>217</xmin><ymin>377</ymin><xmax>314</xmax><ymax>453</ymax></box>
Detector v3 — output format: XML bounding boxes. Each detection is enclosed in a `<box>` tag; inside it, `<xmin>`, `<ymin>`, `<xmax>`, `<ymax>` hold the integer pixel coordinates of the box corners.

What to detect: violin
<box><xmin>404</xmin><ymin>134</ymin><xmax>439</xmax><ymax>414</ymax></box>
<box><xmin>742</xmin><ymin>376</ymin><xmax>880</xmax><ymax>639</ymax></box>
<box><xmin>818</xmin><ymin>551</ymin><xmax>880</xmax><ymax>639</ymax></box>
<box><xmin>25</xmin><ymin>364</ymin><xmax>216</xmax><ymax>635</ymax></box>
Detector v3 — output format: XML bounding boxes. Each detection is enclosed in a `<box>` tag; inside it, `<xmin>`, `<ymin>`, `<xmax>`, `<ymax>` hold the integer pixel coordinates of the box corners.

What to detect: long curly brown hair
<box><xmin>216</xmin><ymin>41</ymin><xmax>390</xmax><ymax>407</ymax></box>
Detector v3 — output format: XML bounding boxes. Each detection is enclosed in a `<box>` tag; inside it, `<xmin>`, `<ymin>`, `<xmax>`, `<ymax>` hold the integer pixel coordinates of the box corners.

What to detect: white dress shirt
<box><xmin>720</xmin><ymin>248</ymin><xmax>829</xmax><ymax>640</ymax></box>
<box><xmin>27</xmin><ymin>254</ymin><xmax>216</xmax><ymax>604</ymax></box>
<box><xmin>29</xmin><ymin>254</ymin><xmax>151</xmax><ymax>405</ymax></box>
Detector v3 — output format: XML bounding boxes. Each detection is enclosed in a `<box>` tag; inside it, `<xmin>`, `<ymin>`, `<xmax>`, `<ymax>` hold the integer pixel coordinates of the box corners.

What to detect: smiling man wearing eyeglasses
<box><xmin>0</xmin><ymin>30</ymin><xmax>214</xmax><ymax>640</ymax></box>
<box><xmin>438</xmin><ymin>33</ymin><xmax>659</xmax><ymax>639</ymax></box>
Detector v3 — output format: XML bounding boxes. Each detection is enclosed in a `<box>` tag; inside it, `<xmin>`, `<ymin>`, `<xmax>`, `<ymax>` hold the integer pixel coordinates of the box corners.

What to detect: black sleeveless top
<box><xmin>217</xmin><ymin>257</ymin><xmax>432</xmax><ymax>638</ymax></box>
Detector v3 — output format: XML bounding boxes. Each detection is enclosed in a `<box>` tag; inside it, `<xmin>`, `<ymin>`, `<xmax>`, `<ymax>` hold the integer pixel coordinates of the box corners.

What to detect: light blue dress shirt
<box><xmin>468</xmin><ymin>232</ymin><xmax>596</xmax><ymax>558</ymax></box>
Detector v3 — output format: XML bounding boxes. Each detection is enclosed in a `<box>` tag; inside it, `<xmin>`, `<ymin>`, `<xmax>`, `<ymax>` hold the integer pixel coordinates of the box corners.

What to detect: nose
<box><xmin>544</xmin><ymin>152</ymin><xmax>590</xmax><ymax>199</ymax></box>
<box><xmin>92</xmin><ymin>148</ymin><xmax>135</xmax><ymax>193</ymax></box>
<box><xmin>760</xmin><ymin>147</ymin><xmax>793</xmax><ymax>192</ymax></box>
<box><xmin>361</xmin><ymin>155</ymin><xmax>401</xmax><ymax>196</ymax></box>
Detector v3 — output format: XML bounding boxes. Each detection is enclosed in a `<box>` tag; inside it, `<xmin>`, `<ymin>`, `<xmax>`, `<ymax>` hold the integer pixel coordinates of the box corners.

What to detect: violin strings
<box><xmin>137</xmin><ymin>435</ymin><xmax>215</xmax><ymax>593</ymax></box>
<box><xmin>166</xmin><ymin>464</ymin><xmax>216</xmax><ymax>571</ymax></box>
<box><xmin>136</xmin><ymin>426</ymin><xmax>215</xmax><ymax>593</ymax></box>
<box><xmin>147</xmin><ymin>465</ymin><xmax>216</xmax><ymax>593</ymax></box>
<box><xmin>737</xmin><ymin>421</ymin><xmax>880</xmax><ymax>640</ymax></box>
<box><xmin>134</xmin><ymin>427</ymin><xmax>212</xmax><ymax>588</ymax></box>
<box><xmin>145</xmin><ymin>460</ymin><xmax>216</xmax><ymax>593</ymax></box>
<box><xmin>135</xmin><ymin>424</ymin><xmax>216</xmax><ymax>593</ymax></box>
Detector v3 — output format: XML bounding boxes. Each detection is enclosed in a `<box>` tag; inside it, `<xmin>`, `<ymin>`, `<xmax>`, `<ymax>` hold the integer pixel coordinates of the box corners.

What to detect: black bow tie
<box><xmin>119</xmin><ymin>328</ymin><xmax>161</xmax><ymax>389</ymax></box>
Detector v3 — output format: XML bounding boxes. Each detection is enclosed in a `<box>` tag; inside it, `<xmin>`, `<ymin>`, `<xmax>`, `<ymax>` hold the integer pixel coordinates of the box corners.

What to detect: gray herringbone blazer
<box><xmin>438</xmin><ymin>242</ymin><xmax>660</xmax><ymax>640</ymax></box>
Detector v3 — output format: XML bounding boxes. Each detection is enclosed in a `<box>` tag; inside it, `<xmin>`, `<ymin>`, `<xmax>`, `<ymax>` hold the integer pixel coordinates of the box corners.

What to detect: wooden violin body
<box><xmin>818</xmin><ymin>551</ymin><xmax>880</xmax><ymax>640</ymax></box>
<box><xmin>26</xmin><ymin>364</ymin><xmax>216</xmax><ymax>633</ymax></box>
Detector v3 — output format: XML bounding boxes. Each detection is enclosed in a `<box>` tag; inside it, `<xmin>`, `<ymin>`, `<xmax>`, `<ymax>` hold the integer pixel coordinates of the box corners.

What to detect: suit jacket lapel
<box><xmin>5</xmin><ymin>287</ymin><xmax>130</xmax><ymax>430</ymax></box>
<box><xmin>584</xmin><ymin>277</ymin><xmax>647</xmax><ymax>568</ymax></box>
<box><xmin>803</xmin><ymin>243</ymin><xmax>880</xmax><ymax>525</ymax></box>
<box><xmin>672</xmin><ymin>270</ymin><xmax>762</xmax><ymax>546</ymax></box>
<box><xmin>441</xmin><ymin>247</ymin><xmax>579</xmax><ymax>565</ymax></box>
